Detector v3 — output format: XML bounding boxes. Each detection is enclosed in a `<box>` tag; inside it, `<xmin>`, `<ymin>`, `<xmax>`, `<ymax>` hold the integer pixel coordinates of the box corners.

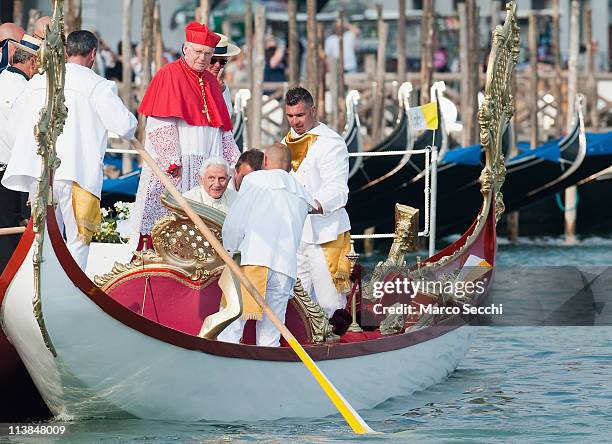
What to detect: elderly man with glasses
<box><xmin>125</xmin><ymin>22</ymin><xmax>240</xmax><ymax>251</ymax></box>
<box><xmin>206</xmin><ymin>33</ymin><xmax>241</xmax><ymax>117</ymax></box>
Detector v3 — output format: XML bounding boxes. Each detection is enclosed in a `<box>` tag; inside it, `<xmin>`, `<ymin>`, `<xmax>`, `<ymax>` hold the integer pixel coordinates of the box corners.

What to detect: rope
<box><xmin>555</xmin><ymin>189</ymin><xmax>580</xmax><ymax>212</ymax></box>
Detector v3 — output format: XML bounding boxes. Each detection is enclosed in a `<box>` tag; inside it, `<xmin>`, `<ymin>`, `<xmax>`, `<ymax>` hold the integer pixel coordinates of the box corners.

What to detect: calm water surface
<box><xmin>2</xmin><ymin>235</ymin><xmax>611</xmax><ymax>443</ymax></box>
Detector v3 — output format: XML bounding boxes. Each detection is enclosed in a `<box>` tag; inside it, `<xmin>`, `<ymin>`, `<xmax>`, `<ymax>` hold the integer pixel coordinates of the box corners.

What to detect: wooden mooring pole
<box><xmin>397</xmin><ymin>0</ymin><xmax>406</xmax><ymax>83</ymax></box>
<box><xmin>528</xmin><ymin>13</ymin><xmax>539</xmax><ymax>149</ymax></box>
<box><xmin>306</xmin><ymin>0</ymin><xmax>318</xmax><ymax>97</ymax></box>
<box><xmin>371</xmin><ymin>4</ymin><xmax>388</xmax><ymax>145</ymax></box>
<box><xmin>251</xmin><ymin>4</ymin><xmax>265</xmax><ymax>150</ymax></box>
<box><xmin>420</xmin><ymin>0</ymin><xmax>434</xmax><ymax>104</ymax></box>
<box><xmin>564</xmin><ymin>0</ymin><xmax>580</xmax><ymax>243</ymax></box>
<box><xmin>121</xmin><ymin>0</ymin><xmax>133</xmax><ymax>173</ymax></box>
<box><xmin>288</xmin><ymin>0</ymin><xmax>299</xmax><ymax>89</ymax></box>
<box><xmin>552</xmin><ymin>0</ymin><xmax>564</xmax><ymax>134</ymax></box>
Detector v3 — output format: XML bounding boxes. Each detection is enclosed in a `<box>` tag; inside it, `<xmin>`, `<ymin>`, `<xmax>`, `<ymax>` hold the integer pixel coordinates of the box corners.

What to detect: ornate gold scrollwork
<box><xmin>291</xmin><ymin>278</ymin><xmax>335</xmax><ymax>343</ymax></box>
<box><xmin>416</xmin><ymin>2</ymin><xmax>520</xmax><ymax>272</ymax></box>
<box><xmin>32</xmin><ymin>0</ymin><xmax>67</xmax><ymax>357</ymax></box>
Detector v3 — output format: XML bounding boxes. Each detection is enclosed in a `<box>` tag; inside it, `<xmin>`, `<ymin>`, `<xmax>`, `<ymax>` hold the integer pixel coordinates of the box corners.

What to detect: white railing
<box><xmin>349</xmin><ymin>143</ymin><xmax>439</xmax><ymax>257</ymax></box>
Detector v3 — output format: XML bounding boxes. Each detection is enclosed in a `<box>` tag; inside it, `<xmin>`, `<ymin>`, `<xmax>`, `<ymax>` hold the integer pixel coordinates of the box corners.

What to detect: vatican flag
<box><xmin>408</xmin><ymin>101</ymin><xmax>438</xmax><ymax>130</ymax></box>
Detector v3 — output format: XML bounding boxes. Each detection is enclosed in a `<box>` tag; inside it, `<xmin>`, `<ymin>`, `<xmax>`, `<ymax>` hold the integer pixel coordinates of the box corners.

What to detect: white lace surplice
<box><xmin>125</xmin><ymin>116</ymin><xmax>240</xmax><ymax>236</ymax></box>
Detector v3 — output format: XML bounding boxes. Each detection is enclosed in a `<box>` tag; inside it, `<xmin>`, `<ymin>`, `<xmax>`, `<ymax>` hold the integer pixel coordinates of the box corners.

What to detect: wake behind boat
<box><xmin>0</xmin><ymin>2</ymin><xmax>519</xmax><ymax>423</ymax></box>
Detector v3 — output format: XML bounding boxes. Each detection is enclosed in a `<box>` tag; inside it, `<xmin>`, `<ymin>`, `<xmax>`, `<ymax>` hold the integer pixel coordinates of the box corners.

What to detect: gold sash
<box><xmin>71</xmin><ymin>182</ymin><xmax>101</xmax><ymax>245</ymax></box>
<box><xmin>283</xmin><ymin>132</ymin><xmax>318</xmax><ymax>171</ymax></box>
<box><xmin>239</xmin><ymin>265</ymin><xmax>269</xmax><ymax>320</ymax></box>
<box><xmin>321</xmin><ymin>231</ymin><xmax>352</xmax><ymax>294</ymax></box>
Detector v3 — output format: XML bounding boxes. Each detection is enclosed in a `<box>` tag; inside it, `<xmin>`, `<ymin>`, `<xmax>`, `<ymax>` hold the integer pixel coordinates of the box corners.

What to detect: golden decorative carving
<box><xmin>388</xmin><ymin>204</ymin><xmax>419</xmax><ymax>262</ymax></box>
<box><xmin>362</xmin><ymin>204</ymin><xmax>419</xmax><ymax>301</ymax></box>
<box><xmin>291</xmin><ymin>278</ymin><xmax>334</xmax><ymax>343</ymax></box>
<box><xmin>416</xmin><ymin>2</ymin><xmax>519</xmax><ymax>273</ymax></box>
<box><xmin>32</xmin><ymin>1</ymin><xmax>67</xmax><ymax>357</ymax></box>
<box><xmin>379</xmin><ymin>305</ymin><xmax>404</xmax><ymax>335</ymax></box>
<box><xmin>151</xmin><ymin>213</ymin><xmax>225</xmax><ymax>277</ymax></box>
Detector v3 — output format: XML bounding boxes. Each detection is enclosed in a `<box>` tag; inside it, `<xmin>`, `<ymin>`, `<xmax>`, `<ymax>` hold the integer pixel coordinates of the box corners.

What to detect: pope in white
<box><xmin>282</xmin><ymin>87</ymin><xmax>352</xmax><ymax>318</ymax></box>
<box><xmin>2</xmin><ymin>30</ymin><xmax>137</xmax><ymax>269</ymax></box>
<box><xmin>218</xmin><ymin>143</ymin><xmax>314</xmax><ymax>347</ymax></box>
<box><xmin>183</xmin><ymin>157</ymin><xmax>237</xmax><ymax>214</ymax></box>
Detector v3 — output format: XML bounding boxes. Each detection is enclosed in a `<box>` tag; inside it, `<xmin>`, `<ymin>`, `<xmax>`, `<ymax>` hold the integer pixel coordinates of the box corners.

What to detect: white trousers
<box><xmin>296</xmin><ymin>241</ymin><xmax>345</xmax><ymax>318</ymax></box>
<box><xmin>217</xmin><ymin>269</ymin><xmax>295</xmax><ymax>347</ymax></box>
<box><xmin>30</xmin><ymin>180</ymin><xmax>90</xmax><ymax>270</ymax></box>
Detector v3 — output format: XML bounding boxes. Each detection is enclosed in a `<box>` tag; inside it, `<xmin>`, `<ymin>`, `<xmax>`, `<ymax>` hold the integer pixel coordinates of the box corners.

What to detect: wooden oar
<box><xmin>0</xmin><ymin>226</ymin><xmax>26</xmax><ymax>236</ymax></box>
<box><xmin>130</xmin><ymin>139</ymin><xmax>375</xmax><ymax>435</ymax></box>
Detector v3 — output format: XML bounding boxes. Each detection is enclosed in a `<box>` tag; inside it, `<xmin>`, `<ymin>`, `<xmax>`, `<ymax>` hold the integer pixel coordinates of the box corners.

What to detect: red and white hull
<box><xmin>1</xmin><ymin>214</ymin><xmax>477</xmax><ymax>421</ymax></box>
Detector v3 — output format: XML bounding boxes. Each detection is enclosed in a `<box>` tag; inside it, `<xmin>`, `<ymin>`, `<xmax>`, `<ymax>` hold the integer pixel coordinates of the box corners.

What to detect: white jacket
<box><xmin>222</xmin><ymin>169</ymin><xmax>314</xmax><ymax>278</ymax></box>
<box><xmin>0</xmin><ymin>68</ymin><xmax>29</xmax><ymax>164</ymax></box>
<box><xmin>2</xmin><ymin>63</ymin><xmax>137</xmax><ymax>197</ymax></box>
<box><xmin>286</xmin><ymin>123</ymin><xmax>351</xmax><ymax>244</ymax></box>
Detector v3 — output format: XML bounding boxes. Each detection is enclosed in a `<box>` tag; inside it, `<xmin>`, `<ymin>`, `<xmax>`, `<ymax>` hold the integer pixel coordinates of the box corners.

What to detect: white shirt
<box><xmin>285</xmin><ymin>123</ymin><xmax>351</xmax><ymax>244</ymax></box>
<box><xmin>0</xmin><ymin>67</ymin><xmax>29</xmax><ymax>164</ymax></box>
<box><xmin>2</xmin><ymin>63</ymin><xmax>137</xmax><ymax>197</ymax></box>
<box><xmin>324</xmin><ymin>31</ymin><xmax>358</xmax><ymax>72</ymax></box>
<box><xmin>183</xmin><ymin>185</ymin><xmax>237</xmax><ymax>214</ymax></box>
<box><xmin>223</xmin><ymin>87</ymin><xmax>233</xmax><ymax>117</ymax></box>
<box><xmin>222</xmin><ymin>169</ymin><xmax>314</xmax><ymax>278</ymax></box>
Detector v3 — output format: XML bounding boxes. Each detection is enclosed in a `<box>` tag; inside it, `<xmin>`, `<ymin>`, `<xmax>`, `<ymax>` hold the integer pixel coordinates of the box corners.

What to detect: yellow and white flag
<box><xmin>408</xmin><ymin>101</ymin><xmax>438</xmax><ymax>130</ymax></box>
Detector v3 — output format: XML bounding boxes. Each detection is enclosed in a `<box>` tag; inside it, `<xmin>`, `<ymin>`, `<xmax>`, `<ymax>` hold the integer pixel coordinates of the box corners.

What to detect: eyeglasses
<box><xmin>211</xmin><ymin>58</ymin><xmax>228</xmax><ymax>66</ymax></box>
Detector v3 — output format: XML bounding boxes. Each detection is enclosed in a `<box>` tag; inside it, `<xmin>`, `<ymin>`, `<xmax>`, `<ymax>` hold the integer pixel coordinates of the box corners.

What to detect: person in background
<box><xmin>229</xmin><ymin>149</ymin><xmax>263</xmax><ymax>191</ymax></box>
<box><xmin>183</xmin><ymin>157</ymin><xmax>237</xmax><ymax>214</ymax></box>
<box><xmin>206</xmin><ymin>33</ymin><xmax>241</xmax><ymax>117</ymax></box>
<box><xmin>324</xmin><ymin>21</ymin><xmax>360</xmax><ymax>73</ymax></box>
<box><xmin>0</xmin><ymin>22</ymin><xmax>25</xmax><ymax>73</ymax></box>
<box><xmin>0</xmin><ymin>34</ymin><xmax>41</xmax><ymax>273</ymax></box>
<box><xmin>218</xmin><ymin>143</ymin><xmax>314</xmax><ymax>346</ymax></box>
<box><xmin>2</xmin><ymin>30</ymin><xmax>137</xmax><ymax>270</ymax></box>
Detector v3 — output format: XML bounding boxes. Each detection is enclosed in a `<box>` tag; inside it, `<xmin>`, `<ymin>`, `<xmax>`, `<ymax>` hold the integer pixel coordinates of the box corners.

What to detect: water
<box><xmin>2</xmin><ymin>236</ymin><xmax>611</xmax><ymax>443</ymax></box>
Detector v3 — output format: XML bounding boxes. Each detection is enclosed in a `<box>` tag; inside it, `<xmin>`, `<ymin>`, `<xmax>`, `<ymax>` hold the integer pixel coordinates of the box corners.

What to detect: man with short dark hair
<box><xmin>2</xmin><ymin>30</ymin><xmax>137</xmax><ymax>270</ymax></box>
<box><xmin>230</xmin><ymin>149</ymin><xmax>263</xmax><ymax>191</ymax></box>
<box><xmin>282</xmin><ymin>86</ymin><xmax>351</xmax><ymax>317</ymax></box>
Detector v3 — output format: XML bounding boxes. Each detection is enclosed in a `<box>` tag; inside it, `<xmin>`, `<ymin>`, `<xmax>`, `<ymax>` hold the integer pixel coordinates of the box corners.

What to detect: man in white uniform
<box><xmin>2</xmin><ymin>30</ymin><xmax>137</xmax><ymax>270</ymax></box>
<box><xmin>0</xmin><ymin>22</ymin><xmax>24</xmax><ymax>73</ymax></box>
<box><xmin>126</xmin><ymin>22</ymin><xmax>240</xmax><ymax>248</ymax></box>
<box><xmin>206</xmin><ymin>33</ymin><xmax>241</xmax><ymax>117</ymax></box>
<box><xmin>218</xmin><ymin>143</ymin><xmax>314</xmax><ymax>346</ymax></box>
<box><xmin>0</xmin><ymin>34</ymin><xmax>41</xmax><ymax>271</ymax></box>
<box><xmin>282</xmin><ymin>87</ymin><xmax>351</xmax><ymax>318</ymax></box>
<box><xmin>183</xmin><ymin>157</ymin><xmax>237</xmax><ymax>214</ymax></box>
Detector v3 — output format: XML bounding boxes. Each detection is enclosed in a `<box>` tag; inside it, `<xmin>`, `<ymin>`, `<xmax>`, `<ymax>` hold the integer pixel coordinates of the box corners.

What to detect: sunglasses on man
<box><xmin>210</xmin><ymin>58</ymin><xmax>228</xmax><ymax>66</ymax></box>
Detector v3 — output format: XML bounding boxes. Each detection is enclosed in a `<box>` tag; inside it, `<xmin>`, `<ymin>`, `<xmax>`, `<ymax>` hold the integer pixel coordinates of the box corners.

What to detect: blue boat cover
<box><xmin>102</xmin><ymin>169</ymin><xmax>141</xmax><ymax>196</ymax></box>
<box><xmin>441</xmin><ymin>143</ymin><xmax>482</xmax><ymax>165</ymax></box>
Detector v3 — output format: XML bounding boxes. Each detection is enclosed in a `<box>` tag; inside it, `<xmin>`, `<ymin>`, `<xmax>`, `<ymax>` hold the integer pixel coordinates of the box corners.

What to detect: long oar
<box><xmin>130</xmin><ymin>139</ymin><xmax>375</xmax><ymax>435</ymax></box>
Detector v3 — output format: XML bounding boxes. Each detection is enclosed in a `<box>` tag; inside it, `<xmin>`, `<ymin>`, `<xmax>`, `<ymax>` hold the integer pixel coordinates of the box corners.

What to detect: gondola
<box><xmin>0</xmin><ymin>3</ymin><xmax>519</xmax><ymax>423</ymax></box>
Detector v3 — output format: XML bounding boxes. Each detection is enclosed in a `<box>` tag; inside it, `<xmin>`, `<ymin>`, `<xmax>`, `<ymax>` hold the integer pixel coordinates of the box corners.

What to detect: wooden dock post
<box><xmin>306</xmin><ymin>0</ymin><xmax>318</xmax><ymax>97</ymax></box>
<box><xmin>552</xmin><ymin>0</ymin><xmax>564</xmax><ymax>134</ymax></box>
<box><xmin>459</xmin><ymin>0</ymin><xmax>479</xmax><ymax>146</ymax></box>
<box><xmin>138</xmin><ymin>0</ymin><xmax>155</xmax><ymax>143</ymax></box>
<box><xmin>251</xmin><ymin>4</ymin><xmax>265</xmax><ymax>150</ymax></box>
<box><xmin>336</xmin><ymin>10</ymin><xmax>346</xmax><ymax>131</ymax></box>
<box><xmin>154</xmin><ymin>1</ymin><xmax>163</xmax><ymax>75</ymax></box>
<box><xmin>199</xmin><ymin>0</ymin><xmax>209</xmax><ymax>26</ymax></box>
<box><xmin>121</xmin><ymin>0</ymin><xmax>133</xmax><ymax>173</ymax></box>
<box><xmin>397</xmin><ymin>0</ymin><xmax>406</xmax><ymax>83</ymax></box>
<box><xmin>528</xmin><ymin>13</ymin><xmax>539</xmax><ymax>149</ymax></box>
<box><xmin>371</xmin><ymin>4</ymin><xmax>388</xmax><ymax>145</ymax></box>
<box><xmin>244</xmin><ymin>0</ymin><xmax>253</xmax><ymax>150</ymax></box>
<box><xmin>288</xmin><ymin>0</ymin><xmax>299</xmax><ymax>89</ymax></box>
<box><xmin>317</xmin><ymin>22</ymin><xmax>326</xmax><ymax>116</ymax></box>
<box><xmin>564</xmin><ymin>0</ymin><xmax>580</xmax><ymax>242</ymax></box>
<box><xmin>585</xmin><ymin>7</ymin><xmax>598</xmax><ymax>129</ymax></box>
<box><xmin>420</xmin><ymin>0</ymin><xmax>434</xmax><ymax>104</ymax></box>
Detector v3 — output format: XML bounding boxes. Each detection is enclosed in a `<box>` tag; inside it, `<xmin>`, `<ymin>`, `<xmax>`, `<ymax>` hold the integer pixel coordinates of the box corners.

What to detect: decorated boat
<box><xmin>0</xmin><ymin>2</ymin><xmax>519</xmax><ymax>424</ymax></box>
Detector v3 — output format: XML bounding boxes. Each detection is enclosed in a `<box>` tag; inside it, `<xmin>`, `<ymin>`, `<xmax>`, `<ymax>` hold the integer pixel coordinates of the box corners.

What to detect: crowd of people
<box><xmin>0</xmin><ymin>19</ymin><xmax>353</xmax><ymax>348</ymax></box>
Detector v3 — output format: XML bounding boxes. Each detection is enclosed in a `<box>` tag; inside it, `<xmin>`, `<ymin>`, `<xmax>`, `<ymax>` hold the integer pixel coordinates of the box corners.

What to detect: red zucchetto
<box><xmin>185</xmin><ymin>22</ymin><xmax>220</xmax><ymax>47</ymax></box>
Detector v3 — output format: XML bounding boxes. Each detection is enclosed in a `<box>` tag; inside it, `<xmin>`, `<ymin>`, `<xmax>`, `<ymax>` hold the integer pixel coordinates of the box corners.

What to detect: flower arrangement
<box><xmin>93</xmin><ymin>201</ymin><xmax>133</xmax><ymax>244</ymax></box>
